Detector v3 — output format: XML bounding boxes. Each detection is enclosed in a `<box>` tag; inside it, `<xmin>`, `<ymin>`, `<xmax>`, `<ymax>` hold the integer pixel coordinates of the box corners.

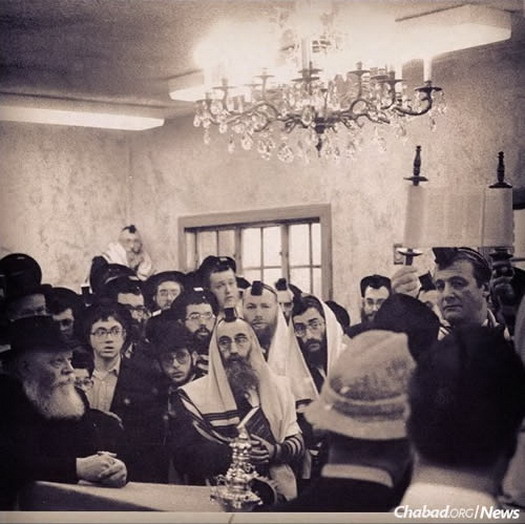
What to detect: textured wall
<box><xmin>0</xmin><ymin>123</ymin><xmax>131</xmax><ymax>290</ymax></box>
<box><xmin>129</xmin><ymin>36</ymin><xmax>525</xmax><ymax>322</ymax></box>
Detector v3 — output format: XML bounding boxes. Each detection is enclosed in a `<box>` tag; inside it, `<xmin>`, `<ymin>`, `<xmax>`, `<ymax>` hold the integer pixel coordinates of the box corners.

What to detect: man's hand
<box><xmin>391</xmin><ymin>266</ymin><xmax>420</xmax><ymax>298</ymax></box>
<box><xmin>76</xmin><ymin>453</ymin><xmax>127</xmax><ymax>487</ymax></box>
<box><xmin>98</xmin><ymin>458</ymin><xmax>127</xmax><ymax>488</ymax></box>
<box><xmin>250</xmin><ymin>435</ymin><xmax>279</xmax><ymax>465</ymax></box>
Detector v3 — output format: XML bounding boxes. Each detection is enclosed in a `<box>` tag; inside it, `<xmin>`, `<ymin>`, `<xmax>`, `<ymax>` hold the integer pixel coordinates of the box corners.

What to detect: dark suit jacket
<box><xmin>0</xmin><ymin>375</ymin><xmax>98</xmax><ymax>509</ymax></box>
<box><xmin>108</xmin><ymin>356</ymin><xmax>167</xmax><ymax>483</ymax></box>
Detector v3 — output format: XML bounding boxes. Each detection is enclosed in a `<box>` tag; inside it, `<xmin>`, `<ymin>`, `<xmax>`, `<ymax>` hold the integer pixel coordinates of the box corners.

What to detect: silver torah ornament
<box><xmin>210</xmin><ymin>425</ymin><xmax>262</xmax><ymax>511</ymax></box>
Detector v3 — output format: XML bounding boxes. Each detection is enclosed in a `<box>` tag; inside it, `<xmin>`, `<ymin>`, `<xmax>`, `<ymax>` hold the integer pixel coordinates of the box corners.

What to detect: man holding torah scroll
<box><xmin>392</xmin><ymin>248</ymin><xmax>505</xmax><ymax>338</ymax></box>
<box><xmin>170</xmin><ymin>308</ymin><xmax>304</xmax><ymax>500</ymax></box>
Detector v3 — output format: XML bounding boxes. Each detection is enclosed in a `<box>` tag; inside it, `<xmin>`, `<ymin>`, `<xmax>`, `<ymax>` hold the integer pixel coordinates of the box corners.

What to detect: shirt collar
<box><xmin>93</xmin><ymin>356</ymin><xmax>121</xmax><ymax>378</ymax></box>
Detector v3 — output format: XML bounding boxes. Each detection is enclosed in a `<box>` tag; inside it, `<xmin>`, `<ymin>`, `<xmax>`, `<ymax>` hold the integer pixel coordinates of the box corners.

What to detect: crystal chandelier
<box><xmin>192</xmin><ymin>3</ymin><xmax>446</xmax><ymax>163</ymax></box>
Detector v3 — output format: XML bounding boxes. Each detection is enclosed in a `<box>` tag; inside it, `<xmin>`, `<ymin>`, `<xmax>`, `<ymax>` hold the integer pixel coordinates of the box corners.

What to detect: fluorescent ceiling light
<box><xmin>0</xmin><ymin>105</ymin><xmax>164</xmax><ymax>130</ymax></box>
<box><xmin>169</xmin><ymin>84</ymin><xmax>207</xmax><ymax>103</ymax></box>
<box><xmin>170</xmin><ymin>4</ymin><xmax>513</xmax><ymax>102</ymax></box>
<box><xmin>169</xmin><ymin>71</ymin><xmax>205</xmax><ymax>103</ymax></box>
<box><xmin>398</xmin><ymin>4</ymin><xmax>512</xmax><ymax>58</ymax></box>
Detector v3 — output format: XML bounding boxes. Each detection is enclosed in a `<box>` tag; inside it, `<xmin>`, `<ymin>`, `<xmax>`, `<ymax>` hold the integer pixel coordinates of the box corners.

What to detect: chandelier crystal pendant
<box><xmin>192</xmin><ymin>4</ymin><xmax>446</xmax><ymax>163</ymax></box>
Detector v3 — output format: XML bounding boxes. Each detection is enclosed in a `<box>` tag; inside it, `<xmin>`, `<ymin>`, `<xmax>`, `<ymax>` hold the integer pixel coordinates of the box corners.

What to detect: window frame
<box><xmin>178</xmin><ymin>204</ymin><xmax>333</xmax><ymax>299</ymax></box>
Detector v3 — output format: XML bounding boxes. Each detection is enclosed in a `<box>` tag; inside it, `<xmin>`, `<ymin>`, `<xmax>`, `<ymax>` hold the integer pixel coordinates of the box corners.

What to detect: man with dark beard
<box><xmin>0</xmin><ymin>316</ymin><xmax>127</xmax><ymax>509</ymax></box>
<box><xmin>292</xmin><ymin>295</ymin><xmax>344</xmax><ymax>393</ymax></box>
<box><xmin>291</xmin><ymin>294</ymin><xmax>346</xmax><ymax>485</ymax></box>
<box><xmin>104</xmin><ymin>277</ymin><xmax>151</xmax><ymax>361</ymax></box>
<box><xmin>169</xmin><ymin>288</ymin><xmax>218</xmax><ymax>375</ymax></box>
<box><xmin>346</xmin><ymin>274</ymin><xmax>391</xmax><ymax>338</ymax></box>
<box><xmin>170</xmin><ymin>310</ymin><xmax>304</xmax><ymax>500</ymax></box>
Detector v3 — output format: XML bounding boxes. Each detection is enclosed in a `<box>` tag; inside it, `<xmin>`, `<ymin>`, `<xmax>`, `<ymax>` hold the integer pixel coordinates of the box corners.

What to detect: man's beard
<box><xmin>300</xmin><ymin>336</ymin><xmax>327</xmax><ymax>369</ymax></box>
<box><xmin>224</xmin><ymin>357</ymin><xmax>259</xmax><ymax>404</ymax></box>
<box><xmin>361</xmin><ymin>308</ymin><xmax>374</xmax><ymax>323</ymax></box>
<box><xmin>252</xmin><ymin>323</ymin><xmax>275</xmax><ymax>351</ymax></box>
<box><xmin>130</xmin><ymin>321</ymin><xmax>144</xmax><ymax>342</ymax></box>
<box><xmin>191</xmin><ymin>328</ymin><xmax>212</xmax><ymax>354</ymax></box>
<box><xmin>24</xmin><ymin>377</ymin><xmax>85</xmax><ymax>420</ymax></box>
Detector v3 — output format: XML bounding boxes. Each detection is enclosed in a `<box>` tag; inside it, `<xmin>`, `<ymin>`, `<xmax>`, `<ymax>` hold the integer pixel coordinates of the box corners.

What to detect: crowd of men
<box><xmin>0</xmin><ymin>223</ymin><xmax>524</xmax><ymax>513</ymax></box>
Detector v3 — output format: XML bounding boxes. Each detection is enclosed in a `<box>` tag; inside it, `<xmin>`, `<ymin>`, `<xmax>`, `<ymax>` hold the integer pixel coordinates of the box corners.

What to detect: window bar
<box><xmin>235</xmin><ymin>227</ymin><xmax>242</xmax><ymax>274</ymax></box>
<box><xmin>195</xmin><ymin>231</ymin><xmax>201</xmax><ymax>267</ymax></box>
<box><xmin>308</xmin><ymin>223</ymin><xmax>314</xmax><ymax>294</ymax></box>
<box><xmin>281</xmin><ymin>224</ymin><xmax>289</xmax><ymax>283</ymax></box>
<box><xmin>259</xmin><ymin>227</ymin><xmax>264</xmax><ymax>281</ymax></box>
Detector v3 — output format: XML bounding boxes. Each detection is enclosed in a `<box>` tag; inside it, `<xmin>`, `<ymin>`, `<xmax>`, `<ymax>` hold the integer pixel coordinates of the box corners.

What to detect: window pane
<box><xmin>263</xmin><ymin>226</ymin><xmax>281</xmax><ymax>266</ymax></box>
<box><xmin>242</xmin><ymin>228</ymin><xmax>261</xmax><ymax>268</ymax></box>
<box><xmin>218</xmin><ymin>229</ymin><xmax>236</xmax><ymax>259</ymax></box>
<box><xmin>312</xmin><ymin>267</ymin><xmax>322</xmax><ymax>297</ymax></box>
<box><xmin>197</xmin><ymin>231</ymin><xmax>217</xmax><ymax>263</ymax></box>
<box><xmin>311</xmin><ymin>223</ymin><xmax>321</xmax><ymax>266</ymax></box>
<box><xmin>289</xmin><ymin>224</ymin><xmax>310</xmax><ymax>266</ymax></box>
<box><xmin>242</xmin><ymin>268</ymin><xmax>261</xmax><ymax>284</ymax></box>
<box><xmin>185</xmin><ymin>232</ymin><xmax>196</xmax><ymax>270</ymax></box>
<box><xmin>263</xmin><ymin>267</ymin><xmax>283</xmax><ymax>287</ymax></box>
<box><xmin>290</xmin><ymin>267</ymin><xmax>311</xmax><ymax>294</ymax></box>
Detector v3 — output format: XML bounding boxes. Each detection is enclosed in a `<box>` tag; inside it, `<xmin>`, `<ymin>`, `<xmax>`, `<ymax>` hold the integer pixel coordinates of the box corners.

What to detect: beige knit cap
<box><xmin>305</xmin><ymin>330</ymin><xmax>415</xmax><ymax>440</ymax></box>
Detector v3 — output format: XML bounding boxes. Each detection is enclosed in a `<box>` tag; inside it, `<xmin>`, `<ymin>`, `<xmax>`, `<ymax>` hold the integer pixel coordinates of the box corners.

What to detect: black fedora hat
<box><xmin>373</xmin><ymin>294</ymin><xmax>440</xmax><ymax>361</ymax></box>
<box><xmin>146</xmin><ymin>271</ymin><xmax>186</xmax><ymax>294</ymax></box>
<box><xmin>9</xmin><ymin>316</ymin><xmax>68</xmax><ymax>355</ymax></box>
<box><xmin>0</xmin><ymin>253</ymin><xmax>43</xmax><ymax>301</ymax></box>
<box><xmin>89</xmin><ymin>260</ymin><xmax>138</xmax><ymax>296</ymax></box>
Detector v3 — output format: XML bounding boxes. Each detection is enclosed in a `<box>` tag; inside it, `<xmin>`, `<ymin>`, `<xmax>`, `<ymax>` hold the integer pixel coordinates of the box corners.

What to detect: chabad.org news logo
<box><xmin>394</xmin><ymin>505</ymin><xmax>520</xmax><ymax>520</ymax></box>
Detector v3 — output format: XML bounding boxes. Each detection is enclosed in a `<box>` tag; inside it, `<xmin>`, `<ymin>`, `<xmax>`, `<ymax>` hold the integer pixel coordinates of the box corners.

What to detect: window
<box><xmin>179</xmin><ymin>205</ymin><xmax>332</xmax><ymax>298</ymax></box>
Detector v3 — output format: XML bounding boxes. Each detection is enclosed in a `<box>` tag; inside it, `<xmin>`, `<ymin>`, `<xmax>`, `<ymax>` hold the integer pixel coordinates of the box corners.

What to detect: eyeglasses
<box><xmin>218</xmin><ymin>334</ymin><xmax>250</xmax><ymax>352</ymax></box>
<box><xmin>293</xmin><ymin>319</ymin><xmax>325</xmax><ymax>337</ymax></box>
<box><xmin>74</xmin><ymin>377</ymin><xmax>94</xmax><ymax>390</ymax></box>
<box><xmin>91</xmin><ymin>327</ymin><xmax>124</xmax><ymax>338</ymax></box>
<box><xmin>56</xmin><ymin>318</ymin><xmax>74</xmax><ymax>328</ymax></box>
<box><xmin>160</xmin><ymin>352</ymin><xmax>191</xmax><ymax>365</ymax></box>
<box><xmin>121</xmin><ymin>304</ymin><xmax>147</xmax><ymax>315</ymax></box>
<box><xmin>158</xmin><ymin>290</ymin><xmax>180</xmax><ymax>298</ymax></box>
<box><xmin>186</xmin><ymin>312</ymin><xmax>215</xmax><ymax>322</ymax></box>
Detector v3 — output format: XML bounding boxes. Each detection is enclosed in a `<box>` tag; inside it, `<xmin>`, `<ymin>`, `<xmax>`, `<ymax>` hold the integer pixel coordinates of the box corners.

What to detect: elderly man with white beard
<box><xmin>170</xmin><ymin>309</ymin><xmax>304</xmax><ymax>501</ymax></box>
<box><xmin>0</xmin><ymin>316</ymin><xmax>127</xmax><ymax>509</ymax></box>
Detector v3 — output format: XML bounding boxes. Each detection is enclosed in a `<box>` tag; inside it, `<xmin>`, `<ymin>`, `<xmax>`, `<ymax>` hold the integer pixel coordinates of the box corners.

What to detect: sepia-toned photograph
<box><xmin>1</xmin><ymin>0</ymin><xmax>524</xmax><ymax>522</ymax></box>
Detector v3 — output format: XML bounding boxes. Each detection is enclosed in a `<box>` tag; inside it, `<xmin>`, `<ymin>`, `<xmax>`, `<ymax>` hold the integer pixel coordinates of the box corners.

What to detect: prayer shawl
<box><xmin>285</xmin><ymin>297</ymin><xmax>346</xmax><ymax>479</ymax></box>
<box><xmin>266</xmin><ymin>308</ymin><xmax>317</xmax><ymax>409</ymax></box>
<box><xmin>320</xmin><ymin>298</ymin><xmax>346</xmax><ymax>376</ymax></box>
<box><xmin>266</xmin><ymin>297</ymin><xmax>346</xmax><ymax>406</ymax></box>
<box><xmin>102</xmin><ymin>242</ymin><xmax>153</xmax><ymax>281</ymax></box>
<box><xmin>179</xmin><ymin>322</ymin><xmax>300</xmax><ymax>499</ymax></box>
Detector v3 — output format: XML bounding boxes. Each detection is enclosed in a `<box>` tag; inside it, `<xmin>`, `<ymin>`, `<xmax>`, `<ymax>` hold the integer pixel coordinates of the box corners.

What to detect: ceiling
<box><xmin>0</xmin><ymin>0</ymin><xmax>523</xmax><ymax>121</ymax></box>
